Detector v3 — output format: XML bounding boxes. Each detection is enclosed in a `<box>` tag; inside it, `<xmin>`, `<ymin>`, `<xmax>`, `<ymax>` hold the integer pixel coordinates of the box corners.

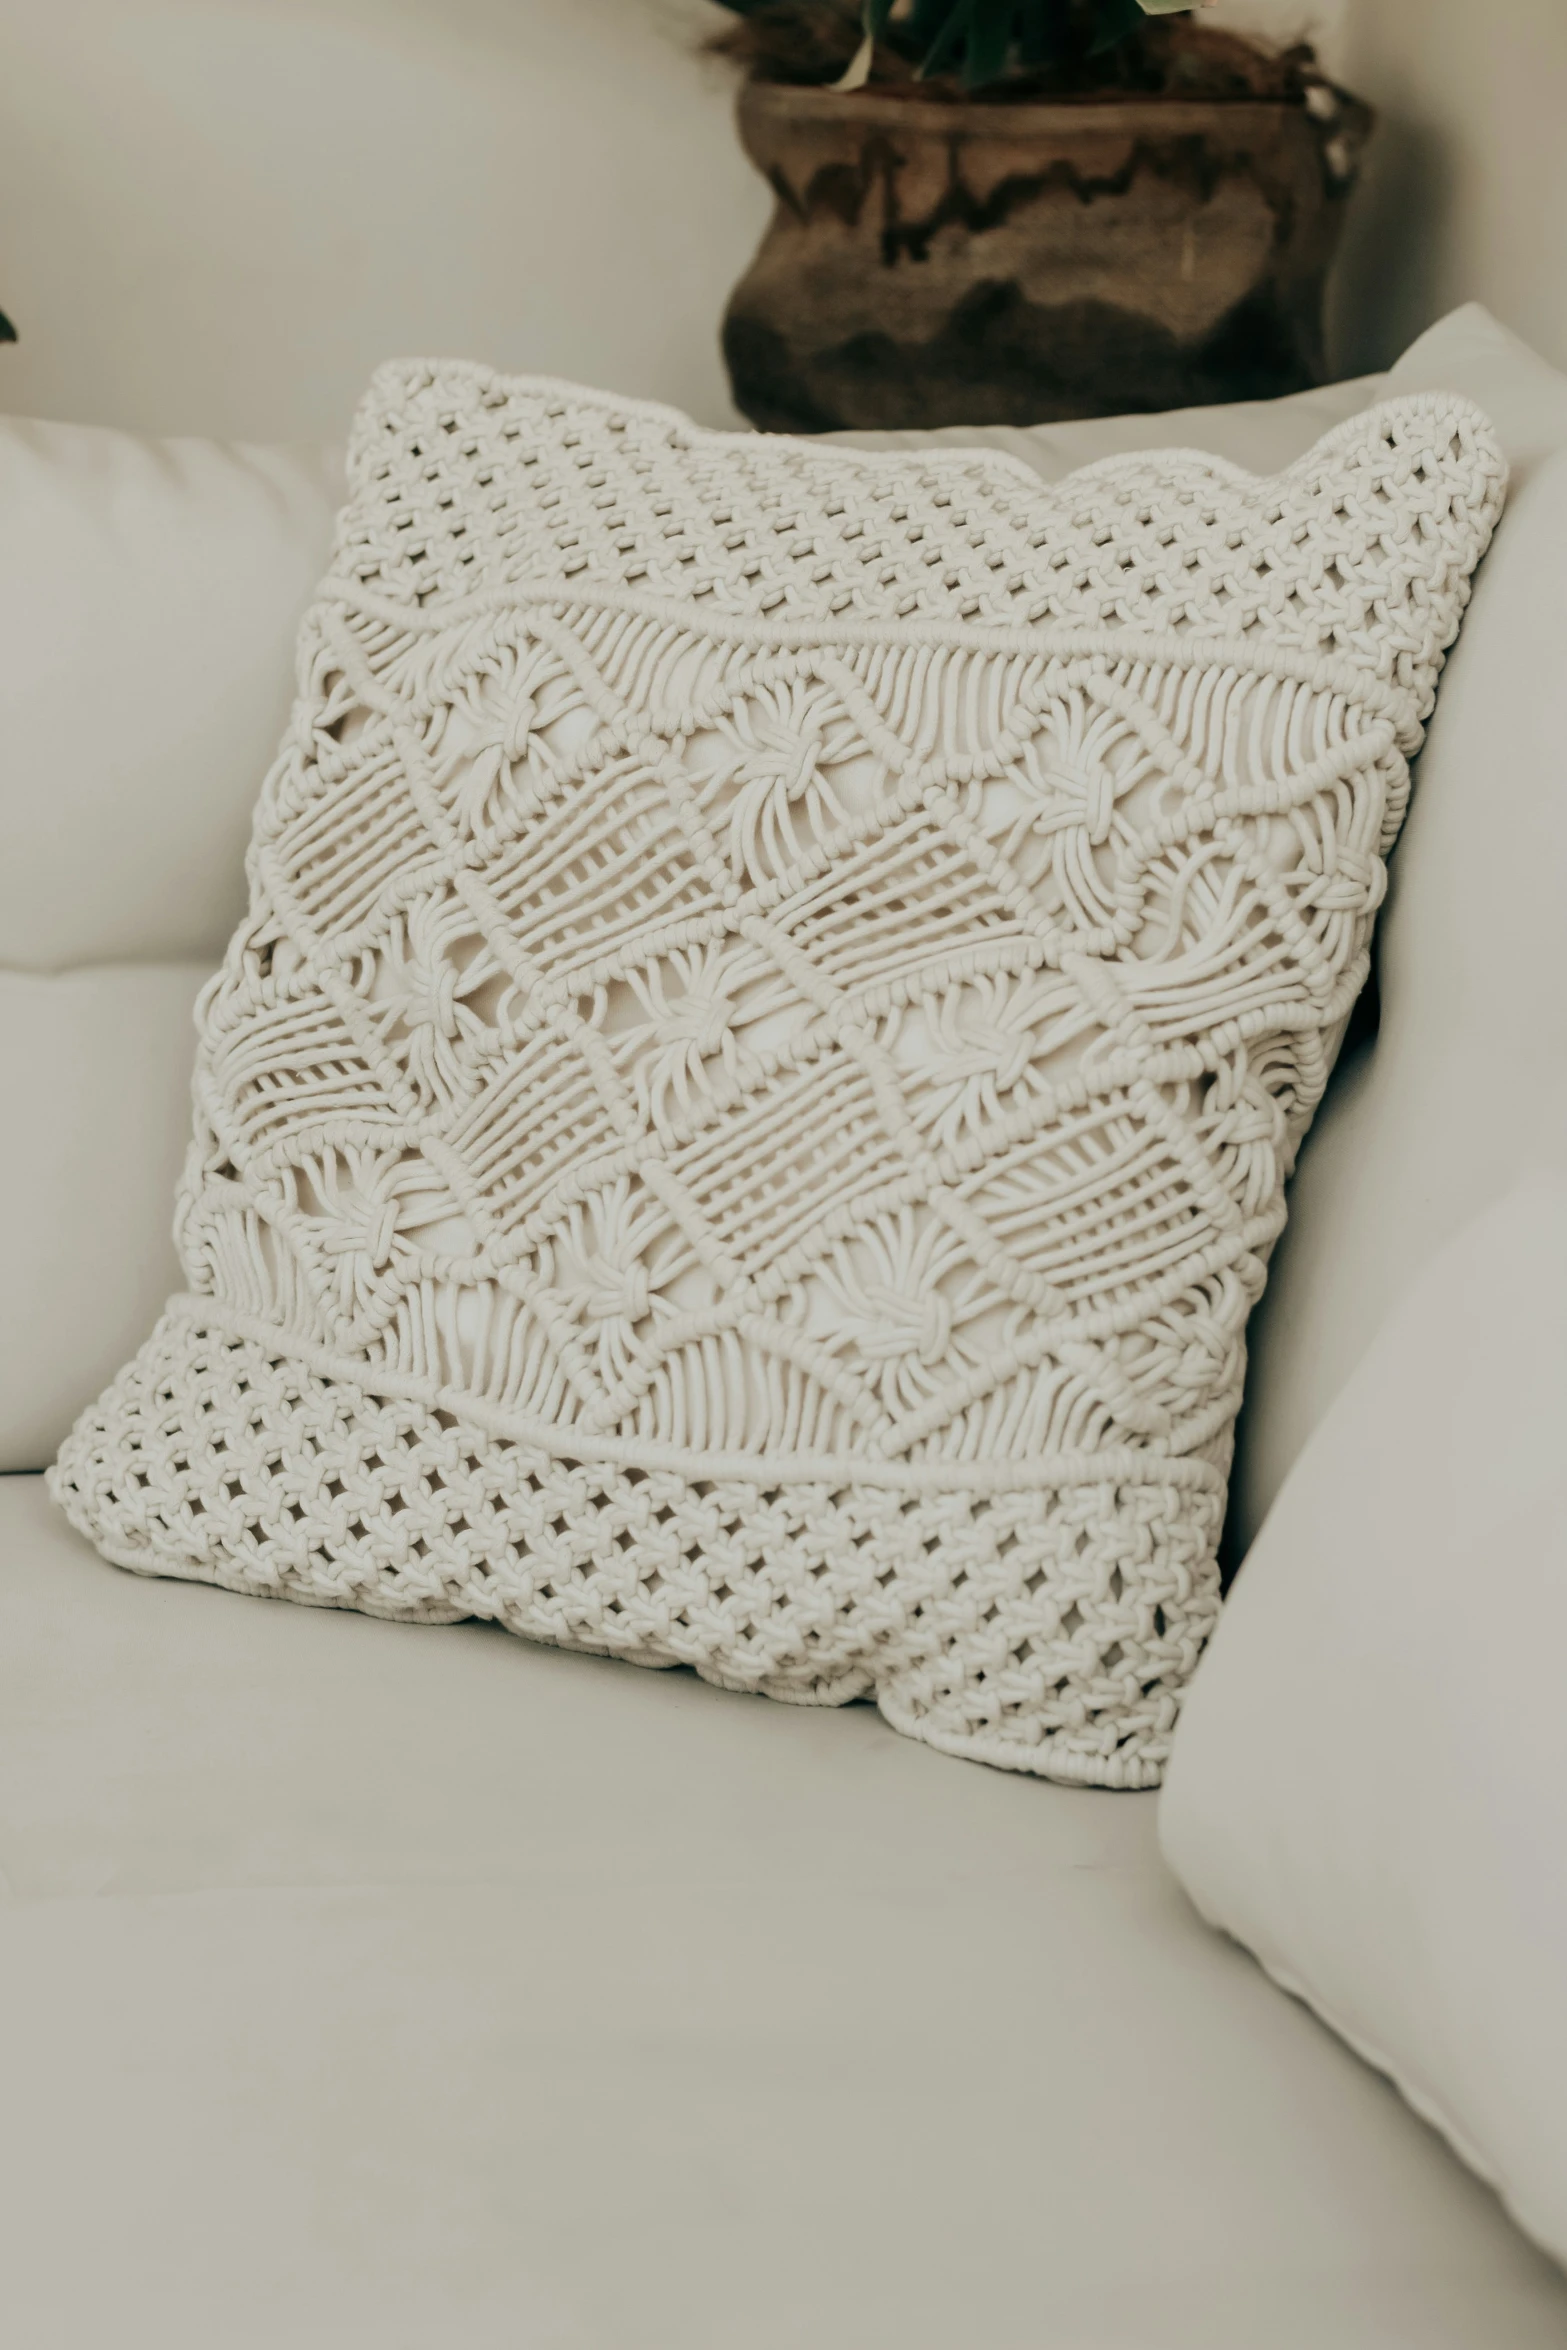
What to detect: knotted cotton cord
<box><xmin>50</xmin><ymin>369</ymin><xmax>1504</xmax><ymax>1786</ymax></box>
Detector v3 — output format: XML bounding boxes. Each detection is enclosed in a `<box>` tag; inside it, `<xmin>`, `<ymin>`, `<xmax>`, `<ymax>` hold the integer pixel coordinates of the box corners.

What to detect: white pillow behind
<box><xmin>827</xmin><ymin>371</ymin><xmax>1388</xmax><ymax>482</ymax></box>
<box><xmin>1161</xmin><ymin>1170</ymin><xmax>1567</xmax><ymax>2266</ymax></box>
<box><xmin>1231</xmin><ymin>310</ymin><xmax>1567</xmax><ymax>1549</ymax></box>
<box><xmin>1385</xmin><ymin>302</ymin><xmax>1567</xmax><ymax>487</ymax></box>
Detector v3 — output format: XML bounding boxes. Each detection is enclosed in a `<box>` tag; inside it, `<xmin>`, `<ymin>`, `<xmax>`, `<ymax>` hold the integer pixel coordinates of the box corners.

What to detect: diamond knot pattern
<box><xmin>51</xmin><ymin>368</ymin><xmax>1505</xmax><ymax>1784</ymax></box>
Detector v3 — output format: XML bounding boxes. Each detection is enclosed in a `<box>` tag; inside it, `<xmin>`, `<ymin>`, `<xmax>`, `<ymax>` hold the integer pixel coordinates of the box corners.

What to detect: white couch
<box><xmin>5</xmin><ymin>311</ymin><xmax>1567</xmax><ymax>2344</ymax></box>
<box><xmin>9</xmin><ymin>1470</ymin><xmax>1567</xmax><ymax>2348</ymax></box>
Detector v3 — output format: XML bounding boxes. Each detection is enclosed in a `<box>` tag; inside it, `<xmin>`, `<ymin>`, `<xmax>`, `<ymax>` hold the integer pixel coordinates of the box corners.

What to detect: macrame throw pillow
<box><xmin>50</xmin><ymin>368</ymin><xmax>1503</xmax><ymax>1786</ymax></box>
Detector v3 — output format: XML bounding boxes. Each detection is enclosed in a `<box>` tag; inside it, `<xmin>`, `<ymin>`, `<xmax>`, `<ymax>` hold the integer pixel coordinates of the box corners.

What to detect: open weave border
<box><xmin>52</xmin><ymin>369</ymin><xmax>1504</xmax><ymax>1785</ymax></box>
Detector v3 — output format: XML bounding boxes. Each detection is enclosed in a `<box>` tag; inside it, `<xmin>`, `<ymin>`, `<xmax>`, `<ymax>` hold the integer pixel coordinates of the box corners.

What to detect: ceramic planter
<box><xmin>723</xmin><ymin>79</ymin><xmax>1372</xmax><ymax>432</ymax></box>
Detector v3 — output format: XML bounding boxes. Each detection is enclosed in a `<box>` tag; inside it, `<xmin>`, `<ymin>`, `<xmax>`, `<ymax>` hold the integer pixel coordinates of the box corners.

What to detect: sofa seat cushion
<box><xmin>2</xmin><ymin>1474</ymin><xmax>1564</xmax><ymax>2346</ymax></box>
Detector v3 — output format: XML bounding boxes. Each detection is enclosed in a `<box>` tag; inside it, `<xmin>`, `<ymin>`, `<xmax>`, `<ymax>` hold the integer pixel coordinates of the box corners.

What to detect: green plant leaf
<box><xmin>1092</xmin><ymin>0</ymin><xmax>1150</xmax><ymax>48</ymax></box>
<box><xmin>835</xmin><ymin>31</ymin><xmax>875</xmax><ymax>86</ymax></box>
<box><xmin>838</xmin><ymin>0</ymin><xmax>897</xmax><ymax>75</ymax></box>
<box><xmin>1017</xmin><ymin>0</ymin><xmax>1069</xmax><ymax>67</ymax></box>
<box><xmin>898</xmin><ymin>0</ymin><xmax>1187</xmax><ymax>92</ymax></box>
<box><xmin>963</xmin><ymin>0</ymin><xmax>1014</xmax><ymax>88</ymax></box>
<box><xmin>906</xmin><ymin>0</ymin><xmax>954</xmax><ymax>43</ymax></box>
<box><xmin>916</xmin><ymin>0</ymin><xmax>968</xmax><ymax>79</ymax></box>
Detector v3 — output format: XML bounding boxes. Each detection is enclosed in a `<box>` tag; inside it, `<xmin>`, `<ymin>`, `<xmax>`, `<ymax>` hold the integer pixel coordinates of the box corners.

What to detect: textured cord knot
<box><xmin>978</xmin><ymin>1025</ymin><xmax>1036</xmax><ymax>1093</ymax></box>
<box><xmin>321</xmin><ymin>1198</ymin><xmax>400</xmax><ymax>1271</ymax></box>
<box><xmin>503</xmin><ymin>692</ymin><xmax>538</xmax><ymax>762</ymax></box>
<box><xmin>405</xmin><ymin>956</ymin><xmax>461</xmax><ymax>1039</ymax></box>
<box><xmin>851</xmin><ymin>1282</ymin><xmax>953</xmax><ymax>1367</ymax></box>
<box><xmin>1047</xmin><ymin>759</ymin><xmax>1119</xmax><ymax>845</ymax></box>
<box><xmin>582</xmin><ymin>1262</ymin><xmax>650</xmax><ymax>1326</ymax></box>
<box><xmin>654</xmin><ymin>988</ymin><xmax>734</xmax><ymax>1059</ymax></box>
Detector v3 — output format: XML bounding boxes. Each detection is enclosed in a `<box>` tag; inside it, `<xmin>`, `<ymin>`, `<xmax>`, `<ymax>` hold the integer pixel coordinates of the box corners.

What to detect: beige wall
<box><xmin>1332</xmin><ymin>0</ymin><xmax>1567</xmax><ymax>373</ymax></box>
<box><xmin>0</xmin><ymin>0</ymin><xmax>1563</xmax><ymax>440</ymax></box>
<box><xmin>0</xmin><ymin>0</ymin><xmax>766</xmax><ymax>438</ymax></box>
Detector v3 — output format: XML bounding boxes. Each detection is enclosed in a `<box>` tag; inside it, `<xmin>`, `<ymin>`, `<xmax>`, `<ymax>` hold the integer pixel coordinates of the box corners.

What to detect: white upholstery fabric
<box><xmin>0</xmin><ymin>415</ymin><xmax>339</xmax><ymax>1471</ymax></box>
<box><xmin>0</xmin><ymin>964</ymin><xmax>211</xmax><ymax>1468</ymax></box>
<box><xmin>828</xmin><ymin>370</ymin><xmax>1389</xmax><ymax>479</ymax></box>
<box><xmin>1232</xmin><ymin>310</ymin><xmax>1567</xmax><ymax>1547</ymax></box>
<box><xmin>3</xmin><ymin>1469</ymin><xmax>1565</xmax><ymax>2347</ymax></box>
<box><xmin>1162</xmin><ymin>1173</ymin><xmax>1567</xmax><ymax>2271</ymax></box>
<box><xmin>1385</xmin><ymin>303</ymin><xmax>1567</xmax><ymax>487</ymax></box>
<box><xmin>0</xmin><ymin>416</ymin><xmax>340</xmax><ymax>972</ymax></box>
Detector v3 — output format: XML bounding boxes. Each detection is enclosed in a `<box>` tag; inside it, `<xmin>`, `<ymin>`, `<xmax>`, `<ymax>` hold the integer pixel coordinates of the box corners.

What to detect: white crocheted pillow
<box><xmin>51</xmin><ymin>368</ymin><xmax>1503</xmax><ymax>1786</ymax></box>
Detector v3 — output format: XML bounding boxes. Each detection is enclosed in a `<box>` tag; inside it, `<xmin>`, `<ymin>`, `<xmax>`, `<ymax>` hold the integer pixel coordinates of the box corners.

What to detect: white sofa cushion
<box><xmin>5</xmin><ymin>1470</ymin><xmax>1567</xmax><ymax>2347</ymax></box>
<box><xmin>0</xmin><ymin>418</ymin><xmax>340</xmax><ymax>972</ymax></box>
<box><xmin>1162</xmin><ymin>1170</ymin><xmax>1567</xmax><ymax>2268</ymax></box>
<box><xmin>1384</xmin><ymin>303</ymin><xmax>1567</xmax><ymax>486</ymax></box>
<box><xmin>828</xmin><ymin>370</ymin><xmax>1388</xmax><ymax>479</ymax></box>
<box><xmin>0</xmin><ymin>418</ymin><xmax>339</xmax><ymax>1471</ymax></box>
<box><xmin>0</xmin><ymin>964</ymin><xmax>209</xmax><ymax>1468</ymax></box>
<box><xmin>1231</xmin><ymin>310</ymin><xmax>1567</xmax><ymax>1547</ymax></box>
<box><xmin>49</xmin><ymin>359</ymin><xmax>1500</xmax><ymax>1784</ymax></box>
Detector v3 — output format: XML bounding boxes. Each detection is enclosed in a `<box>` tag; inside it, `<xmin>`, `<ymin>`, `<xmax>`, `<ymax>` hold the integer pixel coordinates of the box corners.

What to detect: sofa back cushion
<box><xmin>1230</xmin><ymin>310</ymin><xmax>1567</xmax><ymax>1548</ymax></box>
<box><xmin>0</xmin><ymin>418</ymin><xmax>338</xmax><ymax>1468</ymax></box>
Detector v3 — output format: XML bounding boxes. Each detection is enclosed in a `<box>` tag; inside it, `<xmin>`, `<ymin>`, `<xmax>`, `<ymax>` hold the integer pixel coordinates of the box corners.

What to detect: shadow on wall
<box><xmin>1330</xmin><ymin>115</ymin><xmax>1458</xmax><ymax>375</ymax></box>
<box><xmin>1327</xmin><ymin>0</ymin><xmax>1567</xmax><ymax>377</ymax></box>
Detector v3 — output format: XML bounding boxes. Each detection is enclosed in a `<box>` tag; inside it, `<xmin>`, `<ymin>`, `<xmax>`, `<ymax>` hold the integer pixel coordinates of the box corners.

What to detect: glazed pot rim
<box><xmin>737</xmin><ymin>79</ymin><xmax>1361</xmax><ymax>137</ymax></box>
